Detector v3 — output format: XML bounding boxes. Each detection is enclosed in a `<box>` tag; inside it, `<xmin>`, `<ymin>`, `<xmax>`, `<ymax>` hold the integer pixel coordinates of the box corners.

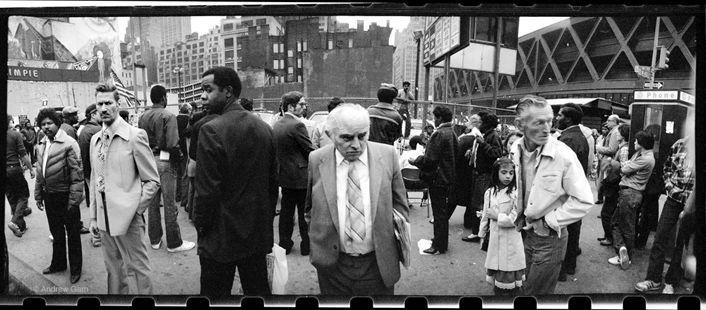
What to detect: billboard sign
<box><xmin>423</xmin><ymin>17</ymin><xmax>461</xmax><ymax>65</ymax></box>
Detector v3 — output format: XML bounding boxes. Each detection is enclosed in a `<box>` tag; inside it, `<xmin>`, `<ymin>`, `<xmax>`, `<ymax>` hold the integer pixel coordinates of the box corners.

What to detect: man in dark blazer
<box><xmin>194</xmin><ymin>67</ymin><xmax>278</xmax><ymax>297</ymax></box>
<box><xmin>555</xmin><ymin>102</ymin><xmax>590</xmax><ymax>282</ymax></box>
<box><xmin>305</xmin><ymin>103</ymin><xmax>409</xmax><ymax>295</ymax></box>
<box><xmin>273</xmin><ymin>91</ymin><xmax>314</xmax><ymax>255</ymax></box>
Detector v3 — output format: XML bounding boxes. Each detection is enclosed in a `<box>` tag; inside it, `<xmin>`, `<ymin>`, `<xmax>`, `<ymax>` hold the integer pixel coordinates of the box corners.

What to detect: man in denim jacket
<box><xmin>510</xmin><ymin>95</ymin><xmax>594</xmax><ymax>295</ymax></box>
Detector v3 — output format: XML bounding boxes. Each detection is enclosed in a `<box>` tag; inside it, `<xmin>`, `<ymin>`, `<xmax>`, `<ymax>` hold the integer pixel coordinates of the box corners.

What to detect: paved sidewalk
<box><xmin>6</xmin><ymin>169</ymin><xmax>692</xmax><ymax>297</ymax></box>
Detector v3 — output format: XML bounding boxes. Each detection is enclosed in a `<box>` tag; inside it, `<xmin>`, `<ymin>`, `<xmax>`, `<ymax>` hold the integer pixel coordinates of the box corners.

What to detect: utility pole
<box><xmin>131</xmin><ymin>17</ymin><xmax>139</xmax><ymax>112</ymax></box>
<box><xmin>492</xmin><ymin>17</ymin><xmax>502</xmax><ymax>109</ymax></box>
<box><xmin>649</xmin><ymin>17</ymin><xmax>660</xmax><ymax>89</ymax></box>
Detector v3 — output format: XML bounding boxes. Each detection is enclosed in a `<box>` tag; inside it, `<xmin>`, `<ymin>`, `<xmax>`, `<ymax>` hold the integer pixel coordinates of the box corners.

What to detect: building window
<box><xmin>237</xmin><ymin>56</ymin><xmax>242</xmax><ymax>62</ymax></box>
<box><xmin>297</xmin><ymin>58</ymin><xmax>301</xmax><ymax>68</ymax></box>
<box><xmin>225</xmin><ymin>50</ymin><xmax>234</xmax><ymax>61</ymax></box>
<box><xmin>349</xmin><ymin>39</ymin><xmax>353</xmax><ymax>48</ymax></box>
<box><xmin>288</xmin><ymin>49</ymin><xmax>293</xmax><ymax>57</ymax></box>
<box><xmin>303</xmin><ymin>41</ymin><xmax>307</xmax><ymax>51</ymax></box>
<box><xmin>288</xmin><ymin>67</ymin><xmax>293</xmax><ymax>74</ymax></box>
<box><xmin>279</xmin><ymin>59</ymin><xmax>284</xmax><ymax>68</ymax></box>
<box><xmin>199</xmin><ymin>48</ymin><xmax>204</xmax><ymax>53</ymax></box>
<box><xmin>279</xmin><ymin>43</ymin><xmax>284</xmax><ymax>52</ymax></box>
<box><xmin>298</xmin><ymin>75</ymin><xmax>302</xmax><ymax>82</ymax></box>
<box><xmin>273</xmin><ymin>60</ymin><xmax>279</xmax><ymax>69</ymax></box>
<box><xmin>297</xmin><ymin>41</ymin><xmax>301</xmax><ymax>52</ymax></box>
<box><xmin>273</xmin><ymin>43</ymin><xmax>279</xmax><ymax>53</ymax></box>
<box><xmin>328</xmin><ymin>40</ymin><xmax>333</xmax><ymax>50</ymax></box>
<box><xmin>200</xmin><ymin>42</ymin><xmax>204</xmax><ymax>47</ymax></box>
<box><xmin>224</xmin><ymin>38</ymin><xmax>234</xmax><ymax>48</ymax></box>
<box><xmin>237</xmin><ymin>43</ymin><xmax>242</xmax><ymax>50</ymax></box>
<box><xmin>223</xmin><ymin>23</ymin><xmax>233</xmax><ymax>32</ymax></box>
<box><xmin>257</xmin><ymin>18</ymin><xmax>266</xmax><ymax>25</ymax></box>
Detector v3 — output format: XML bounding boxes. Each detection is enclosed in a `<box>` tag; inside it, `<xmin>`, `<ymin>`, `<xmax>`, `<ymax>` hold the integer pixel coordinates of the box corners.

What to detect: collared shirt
<box><xmin>619</xmin><ymin>149</ymin><xmax>655</xmax><ymax>191</ymax></box>
<box><xmin>520</xmin><ymin>141</ymin><xmax>543</xmax><ymax>212</ymax></box>
<box><xmin>335</xmin><ymin>147</ymin><xmax>373</xmax><ymax>255</ymax></box>
<box><xmin>137</xmin><ymin>105</ymin><xmax>179</xmax><ymax>155</ymax></box>
<box><xmin>663</xmin><ymin>138</ymin><xmax>694</xmax><ymax>204</ymax></box>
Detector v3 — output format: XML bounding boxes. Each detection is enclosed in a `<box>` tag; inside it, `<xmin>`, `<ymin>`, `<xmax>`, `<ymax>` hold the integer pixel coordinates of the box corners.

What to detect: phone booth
<box><xmin>628</xmin><ymin>89</ymin><xmax>694</xmax><ymax>177</ymax></box>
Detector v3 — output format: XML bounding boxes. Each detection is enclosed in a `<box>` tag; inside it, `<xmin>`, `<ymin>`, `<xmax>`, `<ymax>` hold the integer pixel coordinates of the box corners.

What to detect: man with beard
<box><xmin>555</xmin><ymin>103</ymin><xmax>590</xmax><ymax>281</ymax></box>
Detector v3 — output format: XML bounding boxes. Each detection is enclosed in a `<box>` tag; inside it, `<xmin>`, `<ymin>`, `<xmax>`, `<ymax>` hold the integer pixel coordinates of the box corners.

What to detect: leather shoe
<box><xmin>597</xmin><ymin>237</ymin><xmax>606</xmax><ymax>241</ymax></box>
<box><xmin>595</xmin><ymin>200</ymin><xmax>603</xmax><ymax>204</ymax></box>
<box><xmin>70</xmin><ymin>273</ymin><xmax>81</xmax><ymax>284</ymax></box>
<box><xmin>301</xmin><ymin>248</ymin><xmax>310</xmax><ymax>256</ymax></box>
<box><xmin>600</xmin><ymin>239</ymin><xmax>613</xmax><ymax>246</ymax></box>
<box><xmin>423</xmin><ymin>247</ymin><xmax>446</xmax><ymax>255</ymax></box>
<box><xmin>79</xmin><ymin>227</ymin><xmax>90</xmax><ymax>234</ymax></box>
<box><xmin>558</xmin><ymin>272</ymin><xmax>567</xmax><ymax>282</ymax></box>
<box><xmin>42</xmin><ymin>267</ymin><xmax>66</xmax><ymax>274</ymax></box>
<box><xmin>566</xmin><ymin>267</ymin><xmax>576</xmax><ymax>275</ymax></box>
<box><xmin>461</xmin><ymin>236</ymin><xmax>481</xmax><ymax>243</ymax></box>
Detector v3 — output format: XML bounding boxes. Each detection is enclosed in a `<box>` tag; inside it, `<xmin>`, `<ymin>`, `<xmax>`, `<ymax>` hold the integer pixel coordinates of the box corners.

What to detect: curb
<box><xmin>8</xmin><ymin>251</ymin><xmax>57</xmax><ymax>295</ymax></box>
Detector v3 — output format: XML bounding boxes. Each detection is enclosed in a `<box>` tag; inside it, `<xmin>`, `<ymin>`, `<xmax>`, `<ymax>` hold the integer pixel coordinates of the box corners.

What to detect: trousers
<box><xmin>278</xmin><ymin>188</ymin><xmax>309</xmax><ymax>252</ymax></box>
<box><xmin>199</xmin><ymin>252</ymin><xmax>270</xmax><ymax>297</ymax></box>
<box><xmin>429</xmin><ymin>185</ymin><xmax>451</xmax><ymax>251</ymax></box>
<box><xmin>560</xmin><ymin>220</ymin><xmax>582</xmax><ymax>274</ymax></box>
<box><xmin>148</xmin><ymin>156</ymin><xmax>184</xmax><ymax>249</ymax></box>
<box><xmin>45</xmin><ymin>192</ymin><xmax>82</xmax><ymax>275</ymax></box>
<box><xmin>6</xmin><ymin>165</ymin><xmax>30</xmax><ymax>231</ymax></box>
<box><xmin>611</xmin><ymin>188</ymin><xmax>641</xmax><ymax>260</ymax></box>
<box><xmin>317</xmin><ymin>251</ymin><xmax>394</xmax><ymax>295</ymax></box>
<box><xmin>100</xmin><ymin>212</ymin><xmax>153</xmax><ymax>294</ymax></box>
<box><xmin>523</xmin><ymin>227</ymin><xmax>568</xmax><ymax>295</ymax></box>
<box><xmin>645</xmin><ymin>197</ymin><xmax>684</xmax><ymax>283</ymax></box>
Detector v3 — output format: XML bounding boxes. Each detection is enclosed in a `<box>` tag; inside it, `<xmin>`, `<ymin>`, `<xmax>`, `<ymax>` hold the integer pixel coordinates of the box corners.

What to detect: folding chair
<box><xmin>401</xmin><ymin>167</ymin><xmax>430</xmax><ymax>218</ymax></box>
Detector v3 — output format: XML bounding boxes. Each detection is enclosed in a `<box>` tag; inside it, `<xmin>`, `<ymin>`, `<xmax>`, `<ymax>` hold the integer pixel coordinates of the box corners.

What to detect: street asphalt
<box><xmin>5</xmin><ymin>169</ymin><xmax>694</xmax><ymax>299</ymax></box>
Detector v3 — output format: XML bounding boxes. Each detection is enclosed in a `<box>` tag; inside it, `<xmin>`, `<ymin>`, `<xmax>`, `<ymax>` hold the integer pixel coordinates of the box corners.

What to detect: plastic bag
<box><xmin>266</xmin><ymin>244</ymin><xmax>288</xmax><ymax>294</ymax></box>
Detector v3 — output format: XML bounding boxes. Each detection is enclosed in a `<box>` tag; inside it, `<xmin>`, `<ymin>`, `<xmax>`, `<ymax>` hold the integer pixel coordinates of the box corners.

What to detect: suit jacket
<box><xmin>305</xmin><ymin>142</ymin><xmax>409</xmax><ymax>287</ymax></box>
<box><xmin>273</xmin><ymin>114</ymin><xmax>314</xmax><ymax>189</ymax></box>
<box><xmin>194</xmin><ymin>103</ymin><xmax>279</xmax><ymax>262</ymax></box>
<box><xmin>89</xmin><ymin>117</ymin><xmax>160</xmax><ymax>236</ymax></box>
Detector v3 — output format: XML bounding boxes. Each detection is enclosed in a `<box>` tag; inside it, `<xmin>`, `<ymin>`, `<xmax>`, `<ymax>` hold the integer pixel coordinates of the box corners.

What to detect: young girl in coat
<box><xmin>478</xmin><ymin>157</ymin><xmax>525</xmax><ymax>295</ymax></box>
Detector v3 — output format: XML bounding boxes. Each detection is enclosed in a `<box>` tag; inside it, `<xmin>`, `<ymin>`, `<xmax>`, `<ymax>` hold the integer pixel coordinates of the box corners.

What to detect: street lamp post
<box><xmin>173</xmin><ymin>66</ymin><xmax>184</xmax><ymax>104</ymax></box>
<box><xmin>413</xmin><ymin>30</ymin><xmax>423</xmax><ymax>119</ymax></box>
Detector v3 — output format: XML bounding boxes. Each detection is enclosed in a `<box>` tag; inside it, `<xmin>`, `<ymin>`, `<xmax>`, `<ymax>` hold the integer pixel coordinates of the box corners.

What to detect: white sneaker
<box><xmin>151</xmin><ymin>240</ymin><xmax>162</xmax><ymax>250</ymax></box>
<box><xmin>662</xmin><ymin>284</ymin><xmax>674</xmax><ymax>294</ymax></box>
<box><xmin>168</xmin><ymin>240</ymin><xmax>195</xmax><ymax>253</ymax></box>
<box><xmin>608</xmin><ymin>255</ymin><xmax>621</xmax><ymax>265</ymax></box>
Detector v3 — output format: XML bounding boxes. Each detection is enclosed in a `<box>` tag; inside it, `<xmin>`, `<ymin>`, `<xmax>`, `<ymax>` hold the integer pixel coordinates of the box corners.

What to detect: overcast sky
<box><xmin>117</xmin><ymin>16</ymin><xmax>569</xmax><ymax>46</ymax></box>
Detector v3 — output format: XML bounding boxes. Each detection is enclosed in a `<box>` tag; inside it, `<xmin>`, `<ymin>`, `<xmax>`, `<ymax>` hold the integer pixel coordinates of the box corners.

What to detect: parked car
<box><xmin>307</xmin><ymin>111</ymin><xmax>329</xmax><ymax>125</ymax></box>
<box><xmin>253</xmin><ymin>111</ymin><xmax>281</xmax><ymax>127</ymax></box>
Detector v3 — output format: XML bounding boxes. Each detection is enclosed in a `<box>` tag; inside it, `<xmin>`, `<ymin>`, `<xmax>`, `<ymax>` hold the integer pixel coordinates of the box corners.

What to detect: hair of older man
<box><xmin>324</xmin><ymin>103</ymin><xmax>369</xmax><ymax>135</ymax></box>
<box><xmin>515</xmin><ymin>95</ymin><xmax>549</xmax><ymax>121</ymax></box>
<box><xmin>95</xmin><ymin>81</ymin><xmax>121</xmax><ymax>103</ymax></box>
<box><xmin>281</xmin><ymin>91</ymin><xmax>304</xmax><ymax>111</ymax></box>
<box><xmin>607</xmin><ymin>114</ymin><xmax>621</xmax><ymax>123</ymax></box>
<box><xmin>36</xmin><ymin>107</ymin><xmax>62</xmax><ymax>127</ymax></box>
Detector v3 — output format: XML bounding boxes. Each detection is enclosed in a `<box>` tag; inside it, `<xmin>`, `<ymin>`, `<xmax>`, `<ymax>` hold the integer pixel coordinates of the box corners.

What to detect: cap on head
<box><xmin>62</xmin><ymin>106</ymin><xmax>79</xmax><ymax>115</ymax></box>
<box><xmin>85</xmin><ymin>104</ymin><xmax>97</xmax><ymax>115</ymax></box>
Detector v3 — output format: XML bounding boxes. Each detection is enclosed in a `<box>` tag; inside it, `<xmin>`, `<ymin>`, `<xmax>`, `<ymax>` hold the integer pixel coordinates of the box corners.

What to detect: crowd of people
<box><xmin>5</xmin><ymin>70</ymin><xmax>697</xmax><ymax>297</ymax></box>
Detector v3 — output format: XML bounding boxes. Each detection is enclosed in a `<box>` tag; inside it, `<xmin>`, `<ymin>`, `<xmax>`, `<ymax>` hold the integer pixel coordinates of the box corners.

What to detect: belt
<box><xmin>340</xmin><ymin>251</ymin><xmax>374</xmax><ymax>258</ymax></box>
<box><xmin>619</xmin><ymin>186</ymin><xmax>635</xmax><ymax>190</ymax></box>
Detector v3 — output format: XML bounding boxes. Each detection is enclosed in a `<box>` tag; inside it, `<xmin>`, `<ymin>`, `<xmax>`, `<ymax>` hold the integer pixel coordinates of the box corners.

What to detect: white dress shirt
<box><xmin>335</xmin><ymin>147</ymin><xmax>374</xmax><ymax>254</ymax></box>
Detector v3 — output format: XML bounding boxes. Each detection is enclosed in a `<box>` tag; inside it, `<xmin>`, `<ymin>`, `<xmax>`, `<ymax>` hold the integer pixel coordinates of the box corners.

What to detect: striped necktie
<box><xmin>345</xmin><ymin>160</ymin><xmax>366</xmax><ymax>242</ymax></box>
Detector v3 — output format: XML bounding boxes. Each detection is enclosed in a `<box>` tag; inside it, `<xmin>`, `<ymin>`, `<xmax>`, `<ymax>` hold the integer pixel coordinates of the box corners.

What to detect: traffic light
<box><xmin>657</xmin><ymin>46</ymin><xmax>670</xmax><ymax>69</ymax></box>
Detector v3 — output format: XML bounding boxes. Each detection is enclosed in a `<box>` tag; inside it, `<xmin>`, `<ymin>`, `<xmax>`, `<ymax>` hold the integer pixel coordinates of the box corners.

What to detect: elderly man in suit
<box><xmin>305</xmin><ymin>103</ymin><xmax>409</xmax><ymax>295</ymax></box>
<box><xmin>273</xmin><ymin>91</ymin><xmax>314</xmax><ymax>255</ymax></box>
<box><xmin>88</xmin><ymin>82</ymin><xmax>160</xmax><ymax>294</ymax></box>
<box><xmin>194</xmin><ymin>67</ymin><xmax>278</xmax><ymax>297</ymax></box>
